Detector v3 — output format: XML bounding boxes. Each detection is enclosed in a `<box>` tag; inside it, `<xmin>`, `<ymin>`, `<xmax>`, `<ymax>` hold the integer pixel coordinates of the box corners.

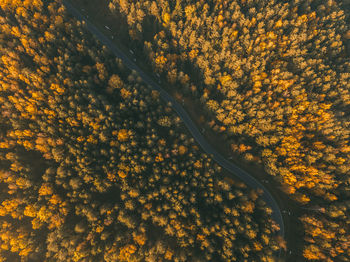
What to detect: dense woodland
<box><xmin>0</xmin><ymin>1</ymin><xmax>284</xmax><ymax>261</ymax></box>
<box><xmin>106</xmin><ymin>0</ymin><xmax>350</xmax><ymax>261</ymax></box>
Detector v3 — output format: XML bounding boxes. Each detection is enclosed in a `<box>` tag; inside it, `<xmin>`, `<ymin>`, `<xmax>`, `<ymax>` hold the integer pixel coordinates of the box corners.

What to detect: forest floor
<box><xmin>66</xmin><ymin>0</ymin><xmax>309</xmax><ymax>260</ymax></box>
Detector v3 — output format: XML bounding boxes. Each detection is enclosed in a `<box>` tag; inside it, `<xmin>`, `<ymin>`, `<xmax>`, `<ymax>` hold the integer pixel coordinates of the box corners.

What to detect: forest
<box><xmin>0</xmin><ymin>0</ymin><xmax>284</xmax><ymax>261</ymax></box>
<box><xmin>76</xmin><ymin>0</ymin><xmax>349</xmax><ymax>260</ymax></box>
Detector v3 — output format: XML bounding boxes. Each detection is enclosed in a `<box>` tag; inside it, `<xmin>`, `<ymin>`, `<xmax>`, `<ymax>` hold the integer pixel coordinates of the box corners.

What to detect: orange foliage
<box><xmin>178</xmin><ymin>145</ymin><xmax>187</xmax><ymax>155</ymax></box>
<box><xmin>155</xmin><ymin>55</ymin><xmax>167</xmax><ymax>67</ymax></box>
<box><xmin>118</xmin><ymin>170</ymin><xmax>127</xmax><ymax>179</ymax></box>
<box><xmin>118</xmin><ymin>244</ymin><xmax>137</xmax><ymax>261</ymax></box>
<box><xmin>194</xmin><ymin>160</ymin><xmax>202</xmax><ymax>169</ymax></box>
<box><xmin>117</xmin><ymin>129</ymin><xmax>129</xmax><ymax>141</ymax></box>
<box><xmin>120</xmin><ymin>88</ymin><xmax>132</xmax><ymax>99</ymax></box>
<box><xmin>164</xmin><ymin>249</ymin><xmax>174</xmax><ymax>260</ymax></box>
<box><xmin>155</xmin><ymin>153</ymin><xmax>164</xmax><ymax>162</ymax></box>
<box><xmin>133</xmin><ymin>233</ymin><xmax>147</xmax><ymax>246</ymax></box>
<box><xmin>303</xmin><ymin>245</ymin><xmax>325</xmax><ymax>260</ymax></box>
<box><xmin>38</xmin><ymin>183</ymin><xmax>53</xmax><ymax>196</ymax></box>
<box><xmin>107</xmin><ymin>172</ymin><xmax>117</xmax><ymax>182</ymax></box>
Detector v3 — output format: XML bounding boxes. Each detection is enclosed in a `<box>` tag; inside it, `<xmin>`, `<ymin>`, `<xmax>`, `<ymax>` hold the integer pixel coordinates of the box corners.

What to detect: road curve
<box><xmin>62</xmin><ymin>0</ymin><xmax>285</xmax><ymax>245</ymax></box>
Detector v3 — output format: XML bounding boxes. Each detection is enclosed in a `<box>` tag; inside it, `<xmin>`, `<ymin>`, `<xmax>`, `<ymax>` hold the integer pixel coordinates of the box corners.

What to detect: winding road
<box><xmin>62</xmin><ymin>0</ymin><xmax>285</xmax><ymax>257</ymax></box>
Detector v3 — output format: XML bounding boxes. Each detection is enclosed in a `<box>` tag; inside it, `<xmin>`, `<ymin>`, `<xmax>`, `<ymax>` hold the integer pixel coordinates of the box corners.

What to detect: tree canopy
<box><xmin>104</xmin><ymin>0</ymin><xmax>350</xmax><ymax>260</ymax></box>
<box><xmin>0</xmin><ymin>1</ymin><xmax>282</xmax><ymax>261</ymax></box>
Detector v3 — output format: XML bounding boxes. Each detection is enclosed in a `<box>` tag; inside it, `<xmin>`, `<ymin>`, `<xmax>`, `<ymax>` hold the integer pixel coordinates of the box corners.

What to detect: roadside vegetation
<box><xmin>0</xmin><ymin>1</ymin><xmax>282</xmax><ymax>261</ymax></box>
<box><xmin>78</xmin><ymin>0</ymin><xmax>349</xmax><ymax>260</ymax></box>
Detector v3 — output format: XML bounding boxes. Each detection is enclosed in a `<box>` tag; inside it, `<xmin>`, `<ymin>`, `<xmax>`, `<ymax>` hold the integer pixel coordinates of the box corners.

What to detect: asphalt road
<box><xmin>62</xmin><ymin>0</ymin><xmax>285</xmax><ymax>254</ymax></box>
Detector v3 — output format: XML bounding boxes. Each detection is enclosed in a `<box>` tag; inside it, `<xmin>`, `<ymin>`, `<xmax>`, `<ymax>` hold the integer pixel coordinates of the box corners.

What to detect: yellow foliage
<box><xmin>37</xmin><ymin>206</ymin><xmax>51</xmax><ymax>222</ymax></box>
<box><xmin>118</xmin><ymin>129</ymin><xmax>129</xmax><ymax>141</ymax></box>
<box><xmin>0</xmin><ymin>207</ymin><xmax>6</xmax><ymax>217</ymax></box>
<box><xmin>242</xmin><ymin>201</ymin><xmax>255</xmax><ymax>213</ymax></box>
<box><xmin>295</xmin><ymin>193</ymin><xmax>311</xmax><ymax>204</ymax></box>
<box><xmin>155</xmin><ymin>55</ymin><xmax>167</xmax><ymax>66</ymax></box>
<box><xmin>165</xmin><ymin>249</ymin><xmax>174</xmax><ymax>260</ymax></box>
<box><xmin>44</xmin><ymin>31</ymin><xmax>55</xmax><ymax>41</ymax></box>
<box><xmin>49</xmin><ymin>194</ymin><xmax>61</xmax><ymax>205</ymax></box>
<box><xmin>38</xmin><ymin>183</ymin><xmax>53</xmax><ymax>196</ymax></box>
<box><xmin>35</xmin><ymin>144</ymin><xmax>48</xmax><ymax>153</ymax></box>
<box><xmin>120</xmin><ymin>88</ymin><xmax>132</xmax><ymax>99</ymax></box>
<box><xmin>275</xmin><ymin>19</ymin><xmax>283</xmax><ymax>28</ymax></box>
<box><xmin>162</xmin><ymin>12</ymin><xmax>170</xmax><ymax>25</ymax></box>
<box><xmin>178</xmin><ymin>145</ymin><xmax>187</xmax><ymax>155</ymax></box>
<box><xmin>48</xmin><ymin>214</ymin><xmax>64</xmax><ymax>229</ymax></box>
<box><xmin>107</xmin><ymin>172</ymin><xmax>117</xmax><ymax>182</ymax></box>
<box><xmin>0</xmin><ymin>199</ymin><xmax>22</xmax><ymax>218</ymax></box>
<box><xmin>50</xmin><ymin>83</ymin><xmax>64</xmax><ymax>94</ymax></box>
<box><xmin>110</xmin><ymin>140</ymin><xmax>118</xmax><ymax>147</ymax></box>
<box><xmin>184</xmin><ymin>5</ymin><xmax>195</xmax><ymax>19</ymax></box>
<box><xmin>253</xmin><ymin>241</ymin><xmax>263</xmax><ymax>251</ymax></box>
<box><xmin>0</xmin><ymin>142</ymin><xmax>10</xmax><ymax>149</ymax></box>
<box><xmin>26</xmin><ymin>104</ymin><xmax>37</xmax><ymax>114</ymax></box>
<box><xmin>21</xmin><ymin>140</ymin><xmax>34</xmax><ymax>150</ymax></box>
<box><xmin>108</xmin><ymin>74</ymin><xmax>123</xmax><ymax>90</ymax></box>
<box><xmin>18</xmin><ymin>247</ymin><xmax>32</xmax><ymax>257</ymax></box>
<box><xmin>253</xmin><ymin>81</ymin><xmax>262</xmax><ymax>89</ymax></box>
<box><xmin>55</xmin><ymin>15</ymin><xmax>63</xmax><ymax>25</ymax></box>
<box><xmin>159</xmin><ymin>139</ymin><xmax>166</xmax><ymax>146</ymax></box>
<box><xmin>340</xmin><ymin>146</ymin><xmax>350</xmax><ymax>153</ymax></box>
<box><xmin>15</xmin><ymin>177</ymin><xmax>29</xmax><ymax>189</ymax></box>
<box><xmin>1</xmin><ymin>243</ymin><xmax>9</xmax><ymax>250</ymax></box>
<box><xmin>0</xmin><ymin>227</ymin><xmax>33</xmax><ymax>257</ymax></box>
<box><xmin>197</xmin><ymin>234</ymin><xmax>205</xmax><ymax>241</ymax></box>
<box><xmin>303</xmin><ymin>245</ymin><xmax>324</xmax><ymax>260</ymax></box>
<box><xmin>133</xmin><ymin>233</ymin><xmax>146</xmax><ymax>246</ymax></box>
<box><xmin>217</xmin><ymin>14</ymin><xmax>224</xmax><ymax>22</ymax></box>
<box><xmin>320</xmin><ymin>103</ymin><xmax>331</xmax><ymax>110</ymax></box>
<box><xmin>335</xmin><ymin>157</ymin><xmax>345</xmax><ymax>165</ymax></box>
<box><xmin>11</xmin><ymin>26</ymin><xmax>21</xmax><ymax>38</ymax></box>
<box><xmin>87</xmin><ymin>135</ymin><xmax>98</xmax><ymax>144</ymax></box>
<box><xmin>118</xmin><ymin>163</ymin><xmax>130</xmax><ymax>172</ymax></box>
<box><xmin>118</xmin><ymin>170</ymin><xmax>127</xmax><ymax>179</ymax></box>
<box><xmin>259</xmin><ymin>41</ymin><xmax>266</xmax><ymax>50</ymax></box>
<box><xmin>155</xmin><ymin>153</ymin><xmax>164</xmax><ymax>162</ymax></box>
<box><xmin>194</xmin><ymin>160</ymin><xmax>202</xmax><ymax>169</ymax></box>
<box><xmin>128</xmin><ymin>189</ymin><xmax>139</xmax><ymax>198</ymax></box>
<box><xmin>230</xmin><ymin>30</ymin><xmax>238</xmax><ymax>39</ymax></box>
<box><xmin>31</xmin><ymin>217</ymin><xmax>43</xmax><ymax>229</ymax></box>
<box><xmin>266</xmin><ymin>32</ymin><xmax>277</xmax><ymax>40</ymax></box>
<box><xmin>324</xmin><ymin>193</ymin><xmax>337</xmax><ymax>201</ymax></box>
<box><xmin>119</xmin><ymin>244</ymin><xmax>137</xmax><ymax>261</ymax></box>
<box><xmin>189</xmin><ymin>49</ymin><xmax>198</xmax><ymax>60</ymax></box>
<box><xmin>73</xmin><ymin>250</ymin><xmax>87</xmax><ymax>262</ymax></box>
<box><xmin>90</xmin><ymin>121</ymin><xmax>101</xmax><ymax>131</ymax></box>
<box><xmin>144</xmin><ymin>203</ymin><xmax>152</xmax><ymax>210</ymax></box>
<box><xmin>220</xmin><ymin>75</ymin><xmax>232</xmax><ymax>85</ymax></box>
<box><xmin>298</xmin><ymin>14</ymin><xmax>308</xmax><ymax>23</ymax></box>
<box><xmin>24</xmin><ymin>205</ymin><xmax>37</xmax><ymax>217</ymax></box>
